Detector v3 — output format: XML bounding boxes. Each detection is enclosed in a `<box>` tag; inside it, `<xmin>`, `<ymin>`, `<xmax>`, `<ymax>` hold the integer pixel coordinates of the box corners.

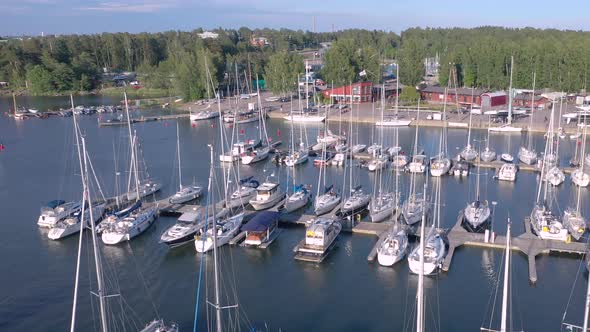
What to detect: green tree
<box><xmin>399</xmin><ymin>86</ymin><xmax>420</xmax><ymax>103</ymax></box>
<box><xmin>264</xmin><ymin>50</ymin><xmax>303</xmax><ymax>94</ymax></box>
<box><xmin>398</xmin><ymin>37</ymin><xmax>424</xmax><ymax>86</ymax></box>
<box><xmin>26</xmin><ymin>65</ymin><xmax>53</xmax><ymax>94</ymax></box>
<box><xmin>322</xmin><ymin>39</ymin><xmax>357</xmax><ymax>86</ymax></box>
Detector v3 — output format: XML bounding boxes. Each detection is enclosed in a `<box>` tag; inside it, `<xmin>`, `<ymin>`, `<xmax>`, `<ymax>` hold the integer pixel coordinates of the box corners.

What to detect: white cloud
<box><xmin>78</xmin><ymin>1</ymin><xmax>175</xmax><ymax>13</ymax></box>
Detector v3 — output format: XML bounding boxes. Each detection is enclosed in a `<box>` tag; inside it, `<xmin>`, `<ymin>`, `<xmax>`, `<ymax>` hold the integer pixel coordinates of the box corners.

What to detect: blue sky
<box><xmin>1</xmin><ymin>0</ymin><xmax>589</xmax><ymax>36</ymax></box>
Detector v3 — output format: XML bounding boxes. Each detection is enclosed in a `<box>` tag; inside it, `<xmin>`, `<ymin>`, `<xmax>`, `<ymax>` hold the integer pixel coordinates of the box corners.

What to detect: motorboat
<box><xmin>367</xmin><ymin>144</ymin><xmax>382</xmax><ymax>156</ymax></box>
<box><xmin>37</xmin><ymin>200</ymin><xmax>81</xmax><ymax>228</ymax></box>
<box><xmin>125</xmin><ymin>179</ymin><xmax>162</xmax><ymax>201</ymax></box>
<box><xmin>563</xmin><ymin>208</ymin><xmax>586</xmax><ymax>241</ymax></box>
<box><xmin>409</xmin><ymin>154</ymin><xmax>428</xmax><ymax>173</ymax></box>
<box><xmin>314</xmin><ymin>186</ymin><xmax>341</xmax><ymax>215</ymax></box>
<box><xmin>497</xmin><ymin>163</ymin><xmax>517</xmax><ymax>181</ymax></box>
<box><xmin>242</xmin><ymin>211</ymin><xmax>280</xmax><ymax>247</ymax></box>
<box><xmin>249</xmin><ymin>180</ymin><xmax>285</xmax><ymax>210</ymax></box>
<box><xmin>48</xmin><ymin>203</ymin><xmax>106</xmax><ymax>240</ymax></box>
<box><xmin>367</xmin><ymin>154</ymin><xmax>389</xmax><ymax>172</ymax></box>
<box><xmin>194</xmin><ymin>213</ymin><xmax>244</xmax><ymax>253</ymax></box>
<box><xmin>338</xmin><ymin>186</ymin><xmax>370</xmax><ymax>217</ymax></box>
<box><xmin>169</xmin><ymin>185</ymin><xmax>203</xmax><ymax>204</ymax></box>
<box><xmin>530</xmin><ymin>204</ymin><xmax>568</xmax><ymax>241</ymax></box>
<box><xmin>369</xmin><ymin>192</ymin><xmax>396</xmax><ymax>223</ymax></box>
<box><xmin>280</xmin><ymin>185</ymin><xmax>312</xmax><ymax>213</ymax></box>
<box><xmin>190</xmin><ymin>110</ymin><xmax>219</xmax><ymax>121</ymax></box>
<box><xmin>330</xmin><ymin>153</ymin><xmax>346</xmax><ymax>167</ymax></box>
<box><xmin>225</xmin><ymin>177</ymin><xmax>259</xmax><ymax>209</ymax></box>
<box><xmin>544</xmin><ymin>166</ymin><xmax>565</xmax><ymax>186</ymax></box>
<box><xmin>294</xmin><ymin>217</ymin><xmax>342</xmax><ymax>262</ymax></box>
<box><xmin>159</xmin><ymin>210</ymin><xmax>209</xmax><ymax>247</ymax></box>
<box><xmin>241</xmin><ymin>145</ymin><xmax>270</xmax><ymax>165</ymax></box>
<box><xmin>351</xmin><ymin>144</ymin><xmax>366</xmax><ymax>154</ymax></box>
<box><xmin>500</xmin><ymin>153</ymin><xmax>514</xmax><ymax>163</ymax></box>
<box><xmin>376</xmin><ymin>228</ymin><xmax>408</xmax><ymax>266</ymax></box>
<box><xmin>451</xmin><ymin>160</ymin><xmax>469</xmax><ymax>177</ymax></box>
<box><xmin>408</xmin><ymin>228</ymin><xmax>446</xmax><ymax>275</ymax></box>
<box><xmin>101</xmin><ymin>205</ymin><xmax>158</xmax><ymax>245</ymax></box>
<box><xmin>518</xmin><ymin>146</ymin><xmax>537</xmax><ymax>165</ymax></box>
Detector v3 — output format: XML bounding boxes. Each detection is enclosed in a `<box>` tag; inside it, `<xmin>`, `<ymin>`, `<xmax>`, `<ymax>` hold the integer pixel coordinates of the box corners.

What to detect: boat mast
<box><xmin>69</xmin><ymin>95</ymin><xmax>87</xmax><ymax>332</ymax></box>
<box><xmin>176</xmin><ymin>122</ymin><xmax>183</xmax><ymax>190</ymax></box>
<box><xmin>507</xmin><ymin>56</ymin><xmax>514</xmax><ymax>126</ymax></box>
<box><xmin>467</xmin><ymin>89</ymin><xmax>474</xmax><ymax>149</ymax></box>
<box><xmin>500</xmin><ymin>220</ymin><xmax>511</xmax><ymax>332</ymax></box>
<box><xmin>256</xmin><ymin>75</ymin><xmax>269</xmax><ymax>146</ymax></box>
<box><xmin>583</xmin><ymin>255</ymin><xmax>590</xmax><ymax>332</ymax></box>
<box><xmin>577</xmin><ymin>125</ymin><xmax>587</xmax><ymax>213</ymax></box>
<box><xmin>349</xmin><ymin>84</ymin><xmax>354</xmax><ymax>194</ymax></box>
<box><xmin>305</xmin><ymin>60</ymin><xmax>309</xmax><ymax>110</ymax></box>
<box><xmin>416</xmin><ymin>183</ymin><xmax>427</xmax><ymax>332</ymax></box>
<box><xmin>124</xmin><ymin>93</ymin><xmax>140</xmax><ymax>201</ymax></box>
<box><xmin>12</xmin><ymin>93</ymin><xmax>17</xmax><ymax>116</ymax></box>
<box><xmin>440</xmin><ymin>88</ymin><xmax>448</xmax><ymax>157</ymax></box>
<box><xmin>208</xmin><ymin>145</ymin><xmax>223</xmax><ymax>332</ymax></box>
<box><xmin>527</xmin><ymin>73</ymin><xmax>536</xmax><ymax>151</ymax></box>
<box><xmin>84</xmin><ymin>136</ymin><xmax>109</xmax><ymax>332</ymax></box>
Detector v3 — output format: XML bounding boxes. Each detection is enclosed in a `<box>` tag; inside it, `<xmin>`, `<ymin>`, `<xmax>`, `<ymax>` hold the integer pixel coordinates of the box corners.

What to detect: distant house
<box><xmin>0</xmin><ymin>81</ymin><xmax>8</xmax><ymax>88</ymax></box>
<box><xmin>322</xmin><ymin>82</ymin><xmax>373</xmax><ymax>103</ymax></box>
<box><xmin>250</xmin><ymin>36</ymin><xmax>269</xmax><ymax>47</ymax></box>
<box><xmin>198</xmin><ymin>31</ymin><xmax>219</xmax><ymax>39</ymax></box>
<box><xmin>513</xmin><ymin>93</ymin><xmax>550</xmax><ymax>110</ymax></box>
<box><xmin>420</xmin><ymin>86</ymin><xmax>485</xmax><ymax>106</ymax></box>
<box><xmin>481</xmin><ymin>91</ymin><xmax>507</xmax><ymax>109</ymax></box>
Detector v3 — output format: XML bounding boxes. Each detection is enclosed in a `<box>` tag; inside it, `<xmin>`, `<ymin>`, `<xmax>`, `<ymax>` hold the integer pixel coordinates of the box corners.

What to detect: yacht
<box><xmin>430</xmin><ymin>154</ymin><xmax>451</xmax><ymax>177</ymax></box>
<box><xmin>451</xmin><ymin>160</ymin><xmax>469</xmax><ymax>177</ymax></box>
<box><xmin>369</xmin><ymin>192</ymin><xmax>396</xmax><ymax>223</ymax></box>
<box><xmin>367</xmin><ymin>144</ymin><xmax>382</xmax><ymax>156</ymax></box>
<box><xmin>330</xmin><ymin>153</ymin><xmax>346</xmax><ymax>166</ymax></box>
<box><xmin>409</xmin><ymin>154</ymin><xmax>428</xmax><ymax>173</ymax></box>
<box><xmin>249</xmin><ymin>179</ymin><xmax>285</xmax><ymax>210</ymax></box>
<box><xmin>338</xmin><ymin>186</ymin><xmax>370</xmax><ymax>217</ymax></box>
<box><xmin>294</xmin><ymin>217</ymin><xmax>342</xmax><ymax>262</ymax></box>
<box><xmin>530</xmin><ymin>204</ymin><xmax>568</xmax><ymax>241</ymax></box>
<box><xmin>351</xmin><ymin>144</ymin><xmax>367</xmax><ymax>154</ymax></box>
<box><xmin>190</xmin><ymin>109</ymin><xmax>219</xmax><ymax>121</ymax></box>
<box><xmin>125</xmin><ymin>179</ymin><xmax>162</xmax><ymax>201</ymax></box>
<box><xmin>572</xmin><ymin>169</ymin><xmax>590</xmax><ymax>187</ymax></box>
<box><xmin>518</xmin><ymin>146</ymin><xmax>537</xmax><ymax>165</ymax></box>
<box><xmin>408</xmin><ymin>228</ymin><xmax>446</xmax><ymax>275</ymax></box>
<box><xmin>169</xmin><ymin>185</ymin><xmax>202</xmax><ymax>204</ymax></box>
<box><xmin>391</xmin><ymin>154</ymin><xmax>409</xmax><ymax>169</ymax></box>
<box><xmin>367</xmin><ymin>154</ymin><xmax>389</xmax><ymax>172</ymax></box>
<box><xmin>241</xmin><ymin>145</ymin><xmax>270</xmax><ymax>165</ymax></box>
<box><xmin>500</xmin><ymin>153</ymin><xmax>514</xmax><ymax>163</ymax></box>
<box><xmin>194</xmin><ymin>213</ymin><xmax>244</xmax><ymax>253</ymax></box>
<box><xmin>376</xmin><ymin>228</ymin><xmax>409</xmax><ymax>266</ymax></box>
<box><xmin>314</xmin><ymin>186</ymin><xmax>341</xmax><ymax>215</ymax></box>
<box><xmin>160</xmin><ymin>211</ymin><xmax>208</xmax><ymax>247</ymax></box>
<box><xmin>280</xmin><ymin>185</ymin><xmax>311</xmax><ymax>213</ymax></box>
<box><xmin>101</xmin><ymin>205</ymin><xmax>158</xmax><ymax>245</ymax></box>
<box><xmin>48</xmin><ymin>203</ymin><xmax>106</xmax><ymax>240</ymax></box>
<box><xmin>225</xmin><ymin>177</ymin><xmax>259</xmax><ymax>209</ymax></box>
<box><xmin>242</xmin><ymin>211</ymin><xmax>280</xmax><ymax>247</ymax></box>
<box><xmin>37</xmin><ymin>200</ymin><xmax>81</xmax><ymax>228</ymax></box>
<box><xmin>497</xmin><ymin>163</ymin><xmax>517</xmax><ymax>181</ymax></box>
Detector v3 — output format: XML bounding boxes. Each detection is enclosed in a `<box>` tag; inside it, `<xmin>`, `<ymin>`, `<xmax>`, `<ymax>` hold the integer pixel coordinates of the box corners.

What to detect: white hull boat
<box><xmin>330</xmin><ymin>153</ymin><xmax>346</xmax><ymax>166</ymax></box>
<box><xmin>518</xmin><ymin>147</ymin><xmax>537</xmax><ymax>165</ymax></box>
<box><xmin>281</xmin><ymin>187</ymin><xmax>311</xmax><ymax>213</ymax></box>
<box><xmin>339</xmin><ymin>189</ymin><xmax>371</xmax><ymax>216</ymax></box>
<box><xmin>249</xmin><ymin>181</ymin><xmax>284</xmax><ymax>211</ymax></box>
<box><xmin>497</xmin><ymin>163</ymin><xmax>517</xmax><ymax>181</ymax></box>
<box><xmin>430</xmin><ymin>158</ymin><xmax>450</xmax><ymax>177</ymax></box>
<box><xmin>460</xmin><ymin>146</ymin><xmax>478</xmax><ymax>161</ymax></box>
<box><xmin>194</xmin><ymin>213</ymin><xmax>244</xmax><ymax>253</ymax></box>
<box><xmin>409</xmin><ymin>155</ymin><xmax>428</xmax><ymax>173</ymax></box>
<box><xmin>226</xmin><ymin>179</ymin><xmax>259</xmax><ymax>209</ymax></box>
<box><xmin>37</xmin><ymin>201</ymin><xmax>81</xmax><ymax>228</ymax></box>
<box><xmin>488</xmin><ymin>125</ymin><xmax>522</xmax><ymax>132</ymax></box>
<box><xmin>169</xmin><ymin>185</ymin><xmax>203</xmax><ymax>204</ymax></box>
<box><xmin>190</xmin><ymin>110</ymin><xmax>219</xmax><ymax>121</ymax></box>
<box><xmin>572</xmin><ymin>169</ymin><xmax>590</xmax><ymax>187</ymax></box>
<box><xmin>241</xmin><ymin>146</ymin><xmax>270</xmax><ymax>165</ymax></box>
<box><xmin>375</xmin><ymin>119</ymin><xmax>412</xmax><ymax>127</ymax></box>
<box><xmin>48</xmin><ymin>203</ymin><xmax>106</xmax><ymax>240</ymax></box>
<box><xmin>126</xmin><ymin>180</ymin><xmax>162</xmax><ymax>201</ymax></box>
<box><xmin>285</xmin><ymin>150</ymin><xmax>309</xmax><ymax>167</ymax></box>
<box><xmin>480</xmin><ymin>148</ymin><xmax>497</xmax><ymax>162</ymax></box>
<box><xmin>563</xmin><ymin>208</ymin><xmax>586</xmax><ymax>241</ymax></box>
<box><xmin>369</xmin><ymin>193</ymin><xmax>396</xmax><ymax>223</ymax></box>
<box><xmin>530</xmin><ymin>204</ymin><xmax>568</xmax><ymax>241</ymax></box>
<box><xmin>351</xmin><ymin>144</ymin><xmax>366</xmax><ymax>154</ymax></box>
<box><xmin>462</xmin><ymin>201</ymin><xmax>491</xmax><ymax>233</ymax></box>
<box><xmin>377</xmin><ymin>228</ymin><xmax>408</xmax><ymax>266</ymax></box>
<box><xmin>392</xmin><ymin>154</ymin><xmax>409</xmax><ymax>169</ymax></box>
<box><xmin>544</xmin><ymin>166</ymin><xmax>565</xmax><ymax>186</ymax></box>
<box><xmin>408</xmin><ymin>229</ymin><xmax>446</xmax><ymax>275</ymax></box>
<box><xmin>500</xmin><ymin>153</ymin><xmax>514</xmax><ymax>163</ymax></box>
<box><xmin>314</xmin><ymin>190</ymin><xmax>341</xmax><ymax>215</ymax></box>
<box><xmin>101</xmin><ymin>206</ymin><xmax>158</xmax><ymax>245</ymax></box>
<box><xmin>368</xmin><ymin>155</ymin><xmax>389</xmax><ymax>172</ymax></box>
<box><xmin>402</xmin><ymin>197</ymin><xmax>428</xmax><ymax>226</ymax></box>
<box><xmin>283</xmin><ymin>114</ymin><xmax>326</xmax><ymax>123</ymax></box>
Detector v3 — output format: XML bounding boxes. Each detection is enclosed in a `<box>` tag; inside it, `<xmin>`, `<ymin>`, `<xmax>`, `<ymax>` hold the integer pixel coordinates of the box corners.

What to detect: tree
<box><xmin>264</xmin><ymin>50</ymin><xmax>303</xmax><ymax>94</ymax></box>
<box><xmin>322</xmin><ymin>39</ymin><xmax>357</xmax><ymax>86</ymax></box>
<box><xmin>26</xmin><ymin>65</ymin><xmax>53</xmax><ymax>94</ymax></box>
<box><xmin>399</xmin><ymin>86</ymin><xmax>420</xmax><ymax>103</ymax></box>
<box><xmin>398</xmin><ymin>37</ymin><xmax>424</xmax><ymax>86</ymax></box>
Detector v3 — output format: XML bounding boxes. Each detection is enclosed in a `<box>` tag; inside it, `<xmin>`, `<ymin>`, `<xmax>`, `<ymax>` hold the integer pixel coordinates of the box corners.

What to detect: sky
<box><xmin>1</xmin><ymin>0</ymin><xmax>589</xmax><ymax>36</ymax></box>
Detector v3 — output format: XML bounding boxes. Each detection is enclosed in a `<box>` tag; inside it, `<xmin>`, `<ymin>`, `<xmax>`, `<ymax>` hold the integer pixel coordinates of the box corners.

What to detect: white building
<box><xmin>198</xmin><ymin>31</ymin><xmax>219</xmax><ymax>39</ymax></box>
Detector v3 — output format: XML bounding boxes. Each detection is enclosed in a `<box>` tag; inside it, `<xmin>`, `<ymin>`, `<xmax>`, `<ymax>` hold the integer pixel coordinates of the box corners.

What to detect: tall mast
<box><xmin>440</xmin><ymin>88</ymin><xmax>448</xmax><ymax>156</ymax></box>
<box><xmin>500</xmin><ymin>221</ymin><xmax>511</xmax><ymax>332</ymax></box>
<box><xmin>467</xmin><ymin>88</ymin><xmax>474</xmax><ymax>149</ymax></box>
<box><xmin>583</xmin><ymin>254</ymin><xmax>590</xmax><ymax>332</ymax></box>
<box><xmin>85</xmin><ymin>136</ymin><xmax>108</xmax><ymax>332</ymax></box>
<box><xmin>124</xmin><ymin>93</ymin><xmax>140</xmax><ymax>201</ymax></box>
<box><xmin>256</xmin><ymin>75</ymin><xmax>269</xmax><ymax>145</ymax></box>
<box><xmin>12</xmin><ymin>93</ymin><xmax>17</xmax><ymax>116</ymax></box>
<box><xmin>507</xmin><ymin>56</ymin><xmax>514</xmax><ymax>125</ymax></box>
<box><xmin>176</xmin><ymin>123</ymin><xmax>183</xmax><ymax>190</ymax></box>
<box><xmin>208</xmin><ymin>145</ymin><xmax>223</xmax><ymax>332</ymax></box>
<box><xmin>416</xmin><ymin>183</ymin><xmax>427</xmax><ymax>332</ymax></box>
<box><xmin>305</xmin><ymin>60</ymin><xmax>309</xmax><ymax>110</ymax></box>
<box><xmin>349</xmin><ymin>84</ymin><xmax>354</xmax><ymax>194</ymax></box>
<box><xmin>577</xmin><ymin>125</ymin><xmax>587</xmax><ymax>212</ymax></box>
<box><xmin>527</xmin><ymin>73</ymin><xmax>536</xmax><ymax>150</ymax></box>
<box><xmin>69</xmin><ymin>95</ymin><xmax>86</xmax><ymax>332</ymax></box>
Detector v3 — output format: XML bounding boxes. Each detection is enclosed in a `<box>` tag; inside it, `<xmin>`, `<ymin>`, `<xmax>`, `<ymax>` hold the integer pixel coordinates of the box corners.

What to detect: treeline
<box><xmin>1</xmin><ymin>26</ymin><xmax>589</xmax><ymax>99</ymax></box>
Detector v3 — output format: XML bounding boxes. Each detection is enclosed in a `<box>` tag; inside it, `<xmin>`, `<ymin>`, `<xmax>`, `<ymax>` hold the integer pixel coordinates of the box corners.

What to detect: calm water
<box><xmin>0</xmin><ymin>96</ymin><xmax>588</xmax><ymax>331</ymax></box>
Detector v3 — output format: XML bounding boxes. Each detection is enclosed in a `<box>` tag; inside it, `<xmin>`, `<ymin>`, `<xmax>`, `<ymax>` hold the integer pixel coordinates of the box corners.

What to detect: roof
<box><xmin>421</xmin><ymin>85</ymin><xmax>486</xmax><ymax>96</ymax></box>
<box><xmin>514</xmin><ymin>94</ymin><xmax>547</xmax><ymax>101</ymax></box>
<box><xmin>257</xmin><ymin>182</ymin><xmax>278</xmax><ymax>191</ymax></box>
<box><xmin>241</xmin><ymin>211</ymin><xmax>279</xmax><ymax>232</ymax></box>
<box><xmin>481</xmin><ymin>91</ymin><xmax>506</xmax><ymax>98</ymax></box>
<box><xmin>178</xmin><ymin>211</ymin><xmax>202</xmax><ymax>222</ymax></box>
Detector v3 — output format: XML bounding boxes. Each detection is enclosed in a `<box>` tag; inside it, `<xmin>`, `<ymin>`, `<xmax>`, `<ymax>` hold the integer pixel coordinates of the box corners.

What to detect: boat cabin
<box><xmin>242</xmin><ymin>211</ymin><xmax>280</xmax><ymax>247</ymax></box>
<box><xmin>254</xmin><ymin>182</ymin><xmax>279</xmax><ymax>201</ymax></box>
<box><xmin>305</xmin><ymin>218</ymin><xmax>339</xmax><ymax>248</ymax></box>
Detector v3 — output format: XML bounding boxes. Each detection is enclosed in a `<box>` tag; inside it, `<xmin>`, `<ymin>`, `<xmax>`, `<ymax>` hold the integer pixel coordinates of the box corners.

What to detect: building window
<box><xmin>353</xmin><ymin>86</ymin><xmax>360</xmax><ymax>94</ymax></box>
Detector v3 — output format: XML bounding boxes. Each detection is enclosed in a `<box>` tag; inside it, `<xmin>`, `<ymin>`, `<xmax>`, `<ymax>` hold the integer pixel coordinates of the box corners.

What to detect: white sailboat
<box><xmin>481</xmin><ymin>115</ymin><xmax>497</xmax><ymax>162</ymax></box>
<box><xmin>409</xmin><ymin>102</ymin><xmax>429</xmax><ymax>174</ymax></box>
<box><xmin>489</xmin><ymin>56</ymin><xmax>522</xmax><ymax>133</ymax></box>
<box><xmin>281</xmin><ymin>185</ymin><xmax>312</xmax><ymax>213</ymax></box>
<box><xmin>518</xmin><ymin>73</ymin><xmax>538</xmax><ymax>165</ymax></box>
<box><xmin>314</xmin><ymin>141</ymin><xmax>341</xmax><ymax>215</ymax></box>
<box><xmin>543</xmin><ymin>101</ymin><xmax>565</xmax><ymax>186</ymax></box>
<box><xmin>377</xmin><ymin>226</ymin><xmax>408</xmax><ymax>266</ymax></box>
<box><xmin>564</xmin><ymin>129</ymin><xmax>586</xmax><ymax>240</ymax></box>
<box><xmin>431</xmin><ymin>90</ymin><xmax>451</xmax><ymax>177</ymax></box>
<box><xmin>460</xmin><ymin>91</ymin><xmax>478</xmax><ymax>161</ymax></box>
<box><xmin>572</xmin><ymin>124</ymin><xmax>590</xmax><ymax>187</ymax></box>
<box><xmin>242</xmin><ymin>79</ymin><xmax>271</xmax><ymax>165</ymax></box>
<box><xmin>463</xmin><ymin>154</ymin><xmax>491</xmax><ymax>233</ymax></box>
<box><xmin>169</xmin><ymin>123</ymin><xmax>202</xmax><ymax>204</ymax></box>
<box><xmin>49</xmin><ymin>203</ymin><xmax>106</xmax><ymax>240</ymax></box>
<box><xmin>375</xmin><ymin>66</ymin><xmax>411</xmax><ymax>127</ymax></box>
<box><xmin>284</xmin><ymin>96</ymin><xmax>309</xmax><ymax>167</ymax></box>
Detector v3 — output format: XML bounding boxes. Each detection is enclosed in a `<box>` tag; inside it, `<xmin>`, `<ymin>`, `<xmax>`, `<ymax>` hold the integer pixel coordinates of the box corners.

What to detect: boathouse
<box><xmin>322</xmin><ymin>82</ymin><xmax>373</xmax><ymax>103</ymax></box>
<box><xmin>481</xmin><ymin>91</ymin><xmax>507</xmax><ymax>109</ymax></box>
<box><xmin>513</xmin><ymin>93</ymin><xmax>550</xmax><ymax>110</ymax></box>
<box><xmin>420</xmin><ymin>86</ymin><xmax>485</xmax><ymax>106</ymax></box>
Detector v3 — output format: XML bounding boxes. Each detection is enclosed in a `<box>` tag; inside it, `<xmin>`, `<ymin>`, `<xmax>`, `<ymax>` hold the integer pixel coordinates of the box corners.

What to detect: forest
<box><xmin>0</xmin><ymin>26</ymin><xmax>589</xmax><ymax>100</ymax></box>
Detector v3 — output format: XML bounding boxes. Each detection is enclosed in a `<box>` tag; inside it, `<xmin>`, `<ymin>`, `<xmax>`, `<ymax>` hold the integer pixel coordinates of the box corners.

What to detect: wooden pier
<box><xmin>442</xmin><ymin>210</ymin><xmax>586</xmax><ymax>283</ymax></box>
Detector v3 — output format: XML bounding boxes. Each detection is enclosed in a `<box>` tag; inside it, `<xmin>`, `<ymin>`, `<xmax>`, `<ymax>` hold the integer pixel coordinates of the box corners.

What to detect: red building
<box><xmin>513</xmin><ymin>93</ymin><xmax>550</xmax><ymax>110</ymax></box>
<box><xmin>420</xmin><ymin>86</ymin><xmax>485</xmax><ymax>106</ymax></box>
<box><xmin>322</xmin><ymin>82</ymin><xmax>373</xmax><ymax>103</ymax></box>
<box><xmin>481</xmin><ymin>92</ymin><xmax>507</xmax><ymax>109</ymax></box>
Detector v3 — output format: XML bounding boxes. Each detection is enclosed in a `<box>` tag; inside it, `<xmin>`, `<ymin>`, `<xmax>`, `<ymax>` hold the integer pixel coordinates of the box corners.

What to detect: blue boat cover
<box><xmin>241</xmin><ymin>211</ymin><xmax>279</xmax><ymax>232</ymax></box>
<box><xmin>113</xmin><ymin>200</ymin><xmax>142</xmax><ymax>217</ymax></box>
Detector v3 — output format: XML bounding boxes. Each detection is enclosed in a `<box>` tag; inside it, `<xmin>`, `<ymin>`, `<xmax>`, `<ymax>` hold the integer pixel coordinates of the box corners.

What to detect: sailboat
<box><xmin>102</xmin><ymin>94</ymin><xmax>159</xmax><ymax>245</ymax></box>
<box><xmin>284</xmin><ymin>62</ymin><xmax>325</xmax><ymax>123</ymax></box>
<box><xmin>409</xmin><ymin>101</ymin><xmax>429</xmax><ymax>173</ymax></box>
<box><xmin>430</xmin><ymin>87</ymin><xmax>451</xmax><ymax>177</ymax></box>
<box><xmin>284</xmin><ymin>93</ymin><xmax>309</xmax><ymax>167</ymax></box>
<box><xmin>563</xmin><ymin>126</ymin><xmax>587</xmax><ymax>240</ymax></box>
<box><xmin>460</xmin><ymin>91</ymin><xmax>478</xmax><ymax>161</ymax></box>
<box><xmin>408</xmin><ymin>178</ymin><xmax>446</xmax><ymax>275</ymax></box>
<box><xmin>241</xmin><ymin>79</ymin><xmax>271</xmax><ymax>165</ymax></box>
<box><xmin>489</xmin><ymin>56</ymin><xmax>523</xmax><ymax>133</ymax></box>
<box><xmin>481</xmin><ymin>115</ymin><xmax>497</xmax><ymax>162</ymax></box>
<box><xmin>529</xmin><ymin>113</ymin><xmax>568</xmax><ymax>242</ymax></box>
<box><xmin>518</xmin><ymin>73</ymin><xmax>538</xmax><ymax>165</ymax></box>
<box><xmin>314</xmin><ymin>140</ymin><xmax>341</xmax><ymax>215</ymax></box>
<box><xmin>281</xmin><ymin>136</ymin><xmax>312</xmax><ymax>214</ymax></box>
<box><xmin>169</xmin><ymin>123</ymin><xmax>203</xmax><ymax>204</ymax></box>
<box><xmin>463</xmin><ymin>150</ymin><xmax>491</xmax><ymax>233</ymax></box>
<box><xmin>402</xmin><ymin>173</ymin><xmax>429</xmax><ymax>226</ymax></box>
<box><xmin>368</xmin><ymin>86</ymin><xmax>390</xmax><ymax>173</ymax></box>
<box><xmin>572</xmin><ymin>124</ymin><xmax>590</xmax><ymax>187</ymax></box>
<box><xmin>543</xmin><ymin>101</ymin><xmax>565</xmax><ymax>186</ymax></box>
<box><xmin>375</xmin><ymin>65</ymin><xmax>411</xmax><ymax>127</ymax></box>
<box><xmin>195</xmin><ymin>146</ymin><xmax>244</xmax><ymax>253</ymax></box>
